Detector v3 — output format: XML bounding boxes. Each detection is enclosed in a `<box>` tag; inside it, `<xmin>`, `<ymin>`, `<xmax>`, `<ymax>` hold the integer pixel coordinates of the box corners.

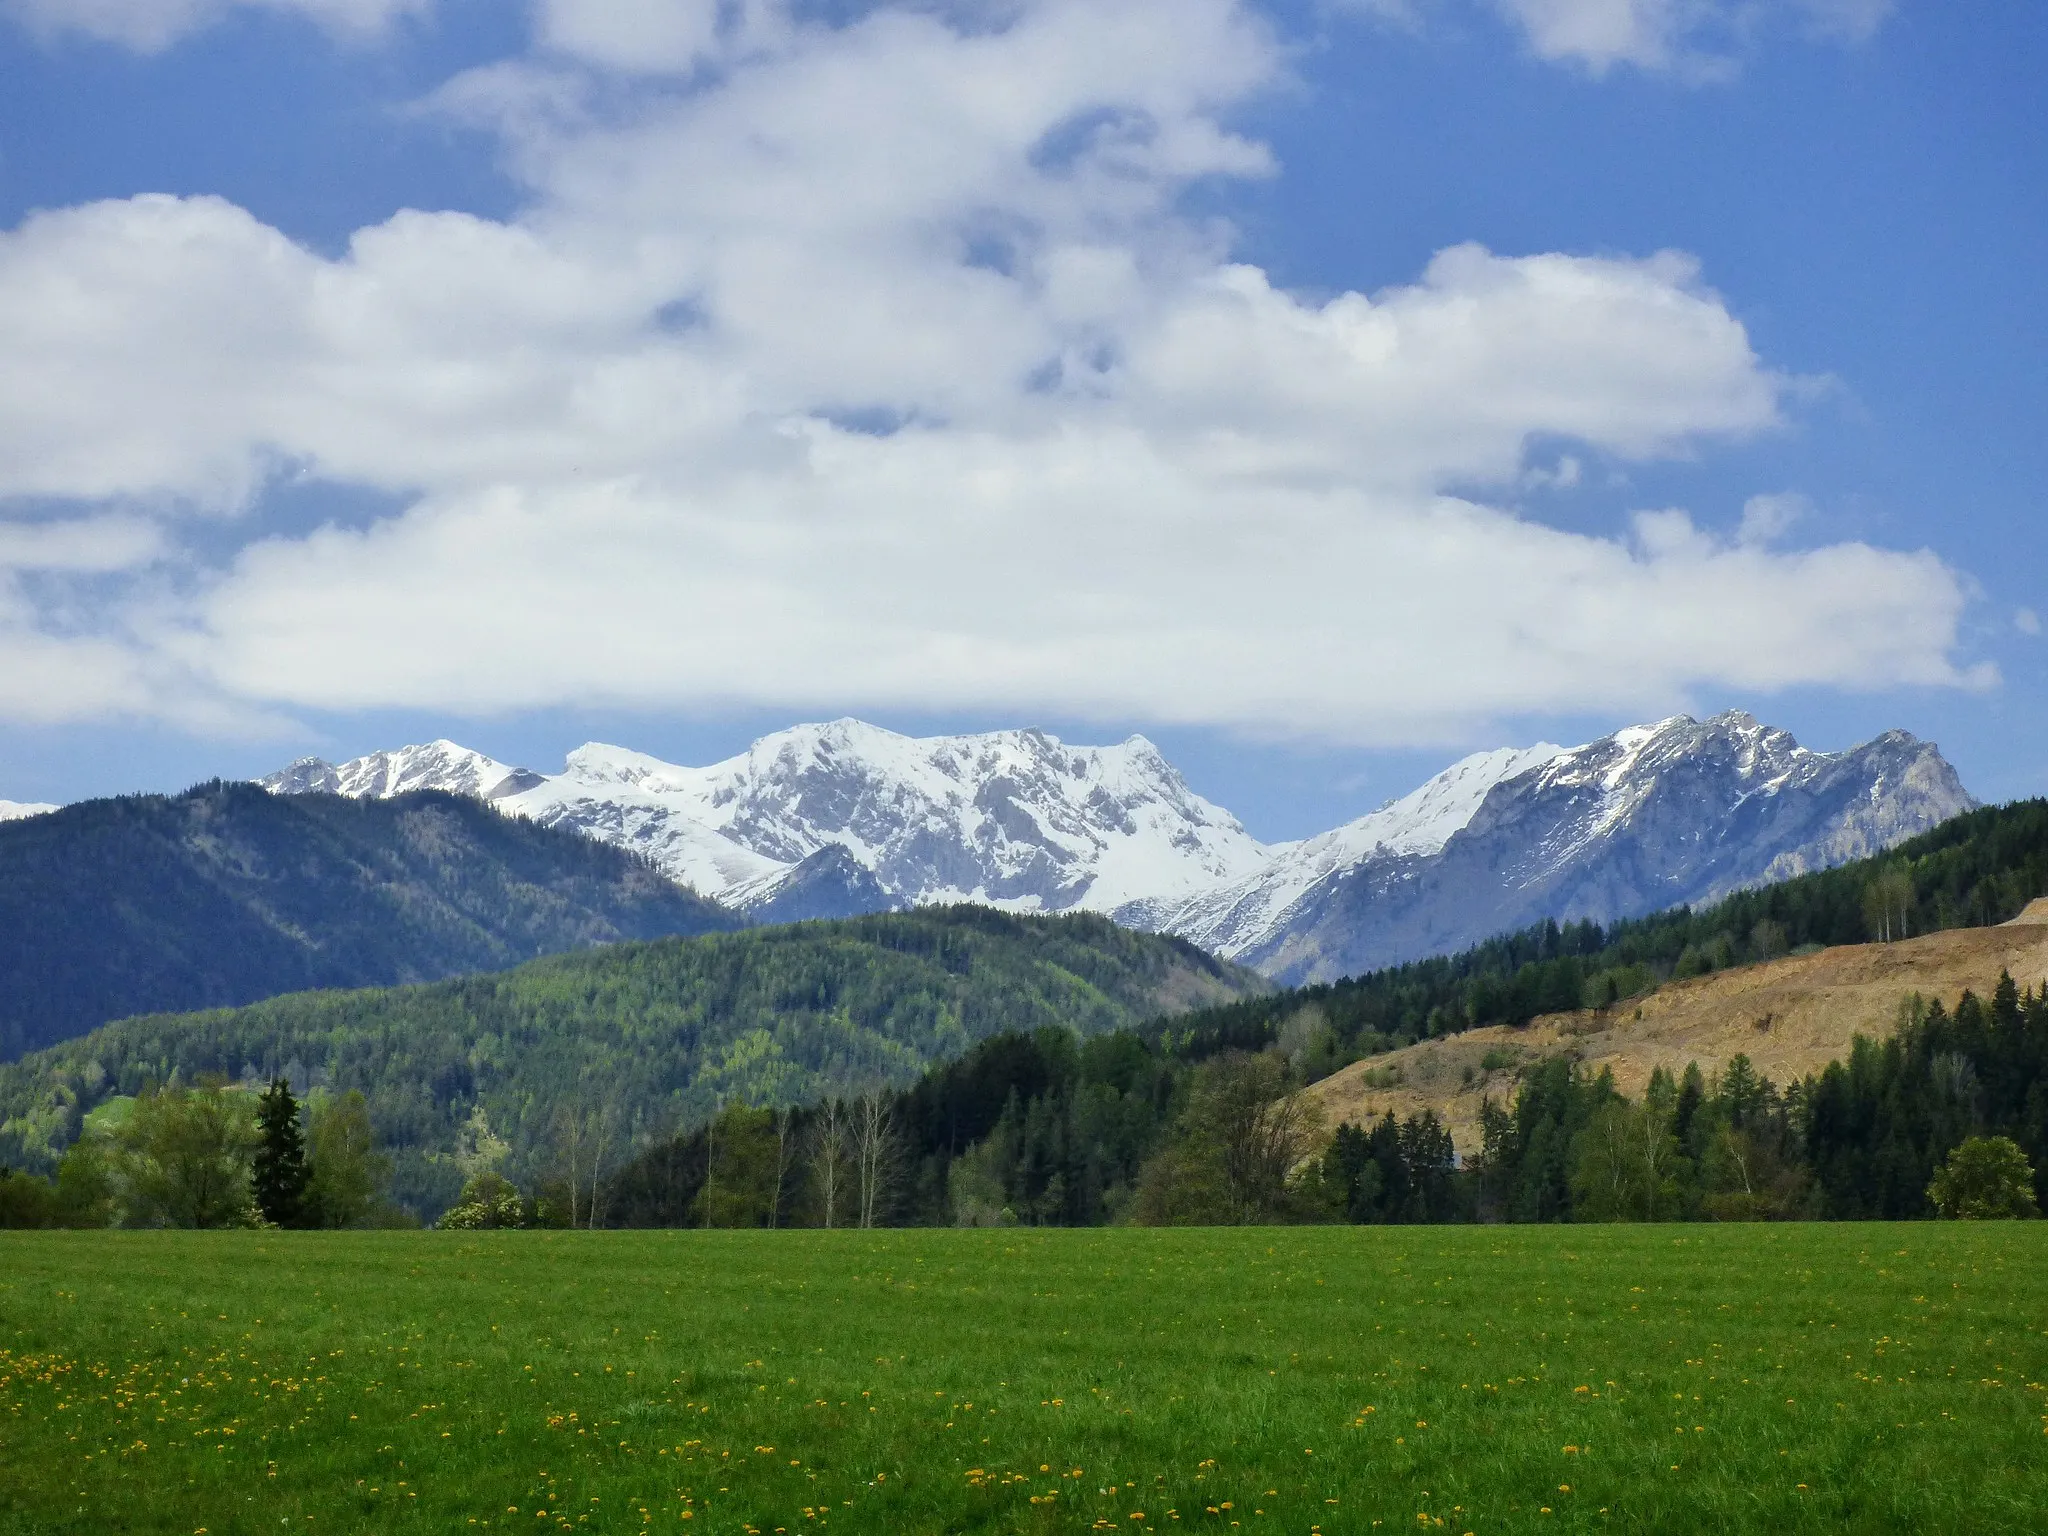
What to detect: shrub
<box><xmin>1928</xmin><ymin>1136</ymin><xmax>2039</xmax><ymax>1220</ymax></box>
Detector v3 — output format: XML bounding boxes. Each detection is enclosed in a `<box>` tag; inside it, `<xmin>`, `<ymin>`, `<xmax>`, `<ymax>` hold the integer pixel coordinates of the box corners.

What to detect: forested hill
<box><xmin>1148</xmin><ymin>798</ymin><xmax>2048</xmax><ymax>1069</ymax></box>
<box><xmin>0</xmin><ymin>781</ymin><xmax>737</xmax><ymax>1061</ymax></box>
<box><xmin>0</xmin><ymin>907</ymin><xmax>1264</xmax><ymax>1217</ymax></box>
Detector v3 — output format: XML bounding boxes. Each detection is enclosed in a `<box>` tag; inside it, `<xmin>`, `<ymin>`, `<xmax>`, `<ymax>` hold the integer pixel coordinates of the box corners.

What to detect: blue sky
<box><xmin>0</xmin><ymin>0</ymin><xmax>2041</xmax><ymax>839</ymax></box>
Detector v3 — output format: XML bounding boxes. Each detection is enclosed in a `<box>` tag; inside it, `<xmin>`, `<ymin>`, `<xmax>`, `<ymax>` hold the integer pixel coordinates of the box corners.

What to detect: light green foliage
<box><xmin>1863</xmin><ymin>866</ymin><xmax>1918</xmax><ymax>943</ymax></box>
<box><xmin>1</xmin><ymin>1226</ymin><xmax>2045</xmax><ymax>1533</ymax></box>
<box><xmin>1570</xmin><ymin>1100</ymin><xmax>1687</xmax><ymax>1222</ymax></box>
<box><xmin>438</xmin><ymin>1171</ymin><xmax>530</xmax><ymax>1230</ymax></box>
<box><xmin>112</xmin><ymin>1082</ymin><xmax>259</xmax><ymax>1230</ymax></box>
<box><xmin>303</xmin><ymin>1090</ymin><xmax>392</xmax><ymax>1229</ymax></box>
<box><xmin>1929</xmin><ymin>1136</ymin><xmax>2040</xmax><ymax>1220</ymax></box>
<box><xmin>0</xmin><ymin>909</ymin><xmax>1256</xmax><ymax>1221</ymax></box>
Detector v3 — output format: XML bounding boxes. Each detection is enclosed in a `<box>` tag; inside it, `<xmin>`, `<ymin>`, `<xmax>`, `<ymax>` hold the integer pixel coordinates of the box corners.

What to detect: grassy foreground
<box><xmin>2</xmin><ymin>1227</ymin><xmax>2044</xmax><ymax>1535</ymax></box>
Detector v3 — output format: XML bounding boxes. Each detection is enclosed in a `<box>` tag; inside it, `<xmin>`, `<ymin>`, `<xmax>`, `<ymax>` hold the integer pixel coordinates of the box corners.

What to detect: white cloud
<box><xmin>0</xmin><ymin>514</ymin><xmax>164</xmax><ymax>571</ymax></box>
<box><xmin>0</xmin><ymin>0</ymin><xmax>1982</xmax><ymax>740</ymax></box>
<box><xmin>3</xmin><ymin>0</ymin><xmax>425</xmax><ymax>51</ymax></box>
<box><xmin>1737</xmin><ymin>490</ymin><xmax>1809</xmax><ymax>546</ymax></box>
<box><xmin>537</xmin><ymin>0</ymin><xmax>728</xmax><ymax>75</ymax></box>
<box><xmin>1490</xmin><ymin>0</ymin><xmax>1893</xmax><ymax>73</ymax></box>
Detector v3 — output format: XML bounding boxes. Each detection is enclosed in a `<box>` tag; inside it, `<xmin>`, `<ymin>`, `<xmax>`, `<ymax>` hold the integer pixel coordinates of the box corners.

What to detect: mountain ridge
<box><xmin>256</xmin><ymin>712</ymin><xmax>1974</xmax><ymax>982</ymax></box>
<box><xmin>0</xmin><ymin>781</ymin><xmax>736</xmax><ymax>1060</ymax></box>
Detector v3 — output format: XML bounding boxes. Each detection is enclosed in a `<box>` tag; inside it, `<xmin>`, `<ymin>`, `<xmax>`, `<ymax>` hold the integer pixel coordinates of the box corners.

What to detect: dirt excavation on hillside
<box><xmin>1303</xmin><ymin>898</ymin><xmax>2048</xmax><ymax>1157</ymax></box>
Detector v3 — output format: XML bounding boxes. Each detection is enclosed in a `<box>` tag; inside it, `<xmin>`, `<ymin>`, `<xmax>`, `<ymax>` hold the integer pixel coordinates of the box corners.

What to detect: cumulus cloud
<box><xmin>537</xmin><ymin>0</ymin><xmax>731</xmax><ymax>75</ymax></box>
<box><xmin>0</xmin><ymin>0</ymin><xmax>1981</xmax><ymax>739</ymax></box>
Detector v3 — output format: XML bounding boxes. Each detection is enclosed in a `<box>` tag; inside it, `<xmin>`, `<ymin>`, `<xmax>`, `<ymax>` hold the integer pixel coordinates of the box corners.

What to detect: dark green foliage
<box><xmin>0</xmin><ymin>907</ymin><xmax>1258</xmax><ymax>1222</ymax></box>
<box><xmin>597</xmin><ymin>971</ymin><xmax>2048</xmax><ymax>1232</ymax></box>
<box><xmin>606</xmin><ymin>1025</ymin><xmax>1188</xmax><ymax>1230</ymax></box>
<box><xmin>0</xmin><ymin>781</ymin><xmax>736</xmax><ymax>1061</ymax></box>
<box><xmin>1803</xmin><ymin>982</ymin><xmax>2048</xmax><ymax>1218</ymax></box>
<box><xmin>0</xmin><ymin>1142</ymin><xmax>115</xmax><ymax>1230</ymax></box>
<box><xmin>1475</xmin><ymin>1057</ymin><xmax>1619</xmax><ymax>1221</ymax></box>
<box><xmin>1149</xmin><ymin>798</ymin><xmax>2048</xmax><ymax>1068</ymax></box>
<box><xmin>252</xmin><ymin>1078</ymin><xmax>308</xmax><ymax>1228</ymax></box>
<box><xmin>1321</xmin><ymin>1111</ymin><xmax>1462</xmax><ymax>1223</ymax></box>
<box><xmin>0</xmin><ymin>1164</ymin><xmax>62</xmax><ymax>1227</ymax></box>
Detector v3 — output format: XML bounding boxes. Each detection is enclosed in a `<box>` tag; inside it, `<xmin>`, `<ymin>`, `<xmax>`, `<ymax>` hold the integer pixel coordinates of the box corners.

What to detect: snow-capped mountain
<box><xmin>0</xmin><ymin>800</ymin><xmax>58</xmax><ymax>823</ymax></box>
<box><xmin>259</xmin><ymin>711</ymin><xmax>1974</xmax><ymax>982</ymax></box>
<box><xmin>261</xmin><ymin>720</ymin><xmax>1268</xmax><ymax>921</ymax></box>
<box><xmin>1201</xmin><ymin>712</ymin><xmax>1975</xmax><ymax>984</ymax></box>
<box><xmin>1119</xmin><ymin>742</ymin><xmax>1566</xmax><ymax>955</ymax></box>
<box><xmin>261</xmin><ymin>740</ymin><xmax>544</xmax><ymax>803</ymax></box>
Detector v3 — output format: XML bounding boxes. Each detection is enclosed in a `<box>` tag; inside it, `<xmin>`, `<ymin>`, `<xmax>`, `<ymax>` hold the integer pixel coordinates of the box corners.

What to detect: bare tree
<box><xmin>854</xmin><ymin>1091</ymin><xmax>897</xmax><ymax>1230</ymax></box>
<box><xmin>808</xmin><ymin>1099</ymin><xmax>850</xmax><ymax>1229</ymax></box>
<box><xmin>584</xmin><ymin>1105</ymin><xmax>615</xmax><ymax>1229</ymax></box>
<box><xmin>552</xmin><ymin>1101</ymin><xmax>616</xmax><ymax>1230</ymax></box>
<box><xmin>769</xmin><ymin>1106</ymin><xmax>798</xmax><ymax>1229</ymax></box>
<box><xmin>1190</xmin><ymin>1052</ymin><xmax>1324</xmax><ymax>1224</ymax></box>
<box><xmin>554</xmin><ymin>1104</ymin><xmax>587</xmax><ymax>1229</ymax></box>
<box><xmin>1863</xmin><ymin>867</ymin><xmax>1916</xmax><ymax>943</ymax></box>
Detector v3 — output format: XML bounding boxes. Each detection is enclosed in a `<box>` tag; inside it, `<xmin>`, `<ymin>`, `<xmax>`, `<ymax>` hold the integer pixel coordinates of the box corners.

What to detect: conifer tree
<box><xmin>253</xmin><ymin>1078</ymin><xmax>308</xmax><ymax>1228</ymax></box>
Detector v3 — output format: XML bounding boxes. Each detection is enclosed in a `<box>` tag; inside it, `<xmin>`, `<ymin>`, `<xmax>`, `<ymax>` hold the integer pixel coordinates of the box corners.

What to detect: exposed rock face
<box><xmin>743</xmin><ymin>845</ymin><xmax>899</xmax><ymax>926</ymax></box>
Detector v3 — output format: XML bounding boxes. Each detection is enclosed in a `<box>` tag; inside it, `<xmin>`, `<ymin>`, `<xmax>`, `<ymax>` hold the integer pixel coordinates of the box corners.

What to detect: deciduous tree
<box><xmin>1928</xmin><ymin>1135</ymin><xmax>2039</xmax><ymax>1219</ymax></box>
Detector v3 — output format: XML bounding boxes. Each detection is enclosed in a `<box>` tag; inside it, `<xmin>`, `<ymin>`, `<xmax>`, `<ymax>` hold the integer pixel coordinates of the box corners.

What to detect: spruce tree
<box><xmin>253</xmin><ymin>1078</ymin><xmax>308</xmax><ymax>1228</ymax></box>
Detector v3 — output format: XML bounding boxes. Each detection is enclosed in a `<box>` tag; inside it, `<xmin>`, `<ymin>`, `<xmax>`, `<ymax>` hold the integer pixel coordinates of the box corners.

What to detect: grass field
<box><xmin>2</xmin><ymin>1226</ymin><xmax>2044</xmax><ymax>1534</ymax></box>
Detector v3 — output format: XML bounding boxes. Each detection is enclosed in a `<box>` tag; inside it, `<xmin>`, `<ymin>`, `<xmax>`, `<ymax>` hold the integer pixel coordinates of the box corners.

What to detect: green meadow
<box><xmin>2</xmin><ymin>1226</ymin><xmax>2043</xmax><ymax>1535</ymax></box>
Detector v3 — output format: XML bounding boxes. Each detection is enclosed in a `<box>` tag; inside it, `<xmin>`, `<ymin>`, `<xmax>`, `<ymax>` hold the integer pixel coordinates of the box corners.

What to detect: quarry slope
<box><xmin>1304</xmin><ymin>899</ymin><xmax>2048</xmax><ymax>1156</ymax></box>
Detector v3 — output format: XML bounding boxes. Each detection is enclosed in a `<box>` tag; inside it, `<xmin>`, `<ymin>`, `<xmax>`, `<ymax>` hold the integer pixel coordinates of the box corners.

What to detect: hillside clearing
<box><xmin>1307</xmin><ymin>901</ymin><xmax>2048</xmax><ymax>1154</ymax></box>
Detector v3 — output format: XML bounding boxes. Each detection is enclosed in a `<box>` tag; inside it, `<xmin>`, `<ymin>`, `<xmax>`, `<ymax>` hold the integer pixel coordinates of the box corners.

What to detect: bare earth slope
<box><xmin>1305</xmin><ymin>899</ymin><xmax>2048</xmax><ymax>1155</ymax></box>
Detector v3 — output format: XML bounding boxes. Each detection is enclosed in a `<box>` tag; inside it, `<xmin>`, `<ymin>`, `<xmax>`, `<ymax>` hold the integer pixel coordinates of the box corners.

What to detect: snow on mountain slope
<box><xmin>1233</xmin><ymin>712</ymin><xmax>1977</xmax><ymax>985</ymax></box>
<box><xmin>263</xmin><ymin>740</ymin><xmax>542</xmax><ymax>802</ymax></box>
<box><xmin>1121</xmin><ymin>743</ymin><xmax>1563</xmax><ymax>957</ymax></box>
<box><xmin>258</xmin><ymin>712</ymin><xmax>1973</xmax><ymax>978</ymax></box>
<box><xmin>262</xmin><ymin>720</ymin><xmax>1268</xmax><ymax>919</ymax></box>
<box><xmin>0</xmin><ymin>800</ymin><xmax>58</xmax><ymax>823</ymax></box>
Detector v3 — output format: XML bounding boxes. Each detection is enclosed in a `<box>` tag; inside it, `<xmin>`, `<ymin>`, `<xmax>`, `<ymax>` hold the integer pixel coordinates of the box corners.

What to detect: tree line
<box><xmin>0</xmin><ymin>1078</ymin><xmax>400</xmax><ymax>1229</ymax></box>
<box><xmin>13</xmin><ymin>973</ymin><xmax>2041</xmax><ymax>1231</ymax></box>
<box><xmin>525</xmin><ymin>971</ymin><xmax>2043</xmax><ymax>1230</ymax></box>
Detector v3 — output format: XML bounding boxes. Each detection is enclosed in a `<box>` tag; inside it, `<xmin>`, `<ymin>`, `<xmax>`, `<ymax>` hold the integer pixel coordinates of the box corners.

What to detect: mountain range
<box><xmin>260</xmin><ymin>711</ymin><xmax>1975</xmax><ymax>984</ymax></box>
